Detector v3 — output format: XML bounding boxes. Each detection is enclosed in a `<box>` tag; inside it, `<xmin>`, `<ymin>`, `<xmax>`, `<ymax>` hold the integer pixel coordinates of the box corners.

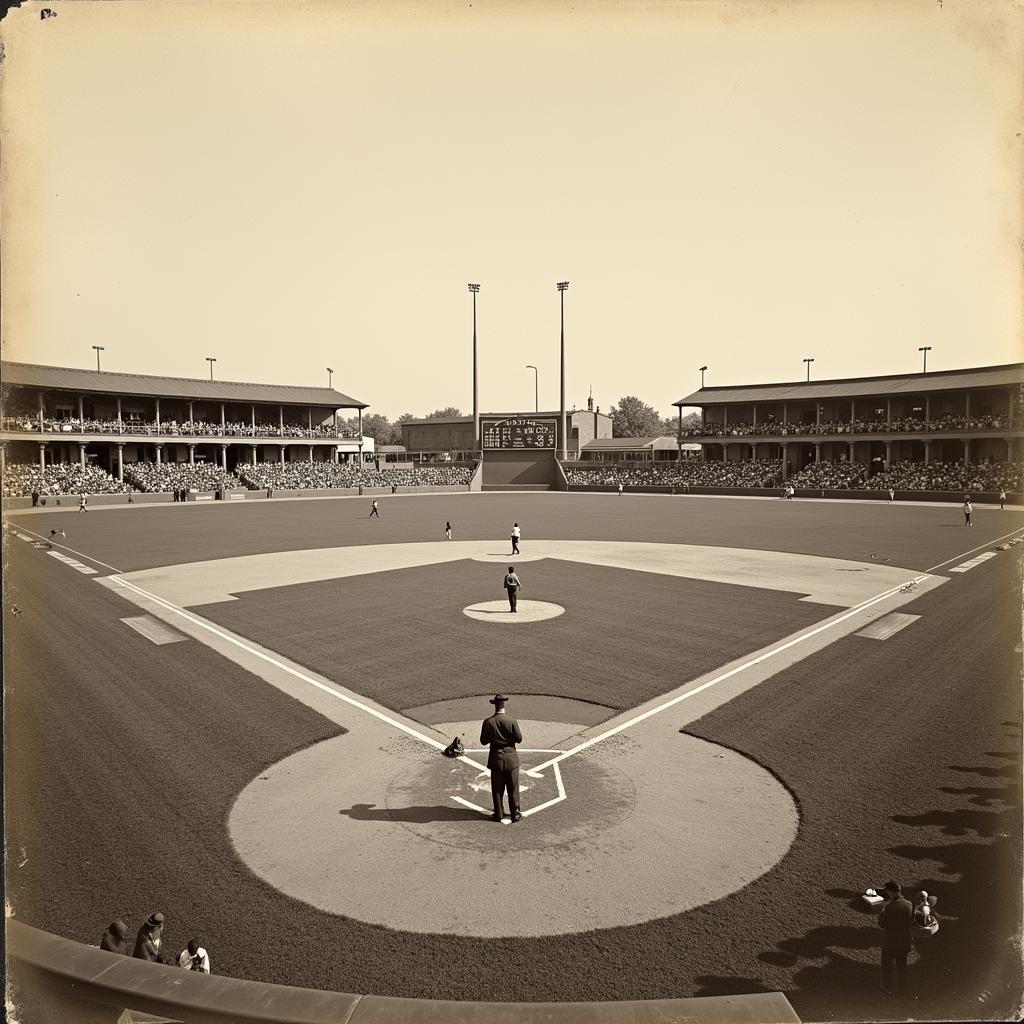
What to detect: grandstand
<box><xmin>673</xmin><ymin>362</ymin><xmax>1024</xmax><ymax>484</ymax></box>
<box><xmin>0</xmin><ymin>360</ymin><xmax>368</xmax><ymax>482</ymax></box>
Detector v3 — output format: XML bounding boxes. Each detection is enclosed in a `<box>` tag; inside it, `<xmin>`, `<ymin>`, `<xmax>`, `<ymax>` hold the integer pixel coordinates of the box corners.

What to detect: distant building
<box><xmin>402</xmin><ymin>406</ymin><xmax>612</xmax><ymax>458</ymax></box>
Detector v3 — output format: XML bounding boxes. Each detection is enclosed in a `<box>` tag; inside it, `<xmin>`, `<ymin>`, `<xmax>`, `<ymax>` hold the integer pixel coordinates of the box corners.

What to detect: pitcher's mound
<box><xmin>463</xmin><ymin>600</ymin><xmax>565</xmax><ymax>623</ymax></box>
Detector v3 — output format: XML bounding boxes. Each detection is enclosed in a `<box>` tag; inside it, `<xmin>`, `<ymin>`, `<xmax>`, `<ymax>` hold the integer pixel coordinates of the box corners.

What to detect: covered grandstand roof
<box><xmin>0</xmin><ymin>361</ymin><xmax>367</xmax><ymax>408</ymax></box>
<box><xmin>674</xmin><ymin>363</ymin><xmax>1024</xmax><ymax>407</ymax></box>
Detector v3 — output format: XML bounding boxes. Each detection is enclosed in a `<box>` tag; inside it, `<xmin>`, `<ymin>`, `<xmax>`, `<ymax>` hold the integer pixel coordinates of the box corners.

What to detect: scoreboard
<box><xmin>482</xmin><ymin>417</ymin><xmax>557</xmax><ymax>450</ymax></box>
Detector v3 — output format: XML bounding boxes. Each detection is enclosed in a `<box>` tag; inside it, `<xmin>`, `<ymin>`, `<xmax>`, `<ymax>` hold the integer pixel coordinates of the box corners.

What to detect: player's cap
<box><xmin>489</xmin><ymin>694</ymin><xmax>509</xmax><ymax>705</ymax></box>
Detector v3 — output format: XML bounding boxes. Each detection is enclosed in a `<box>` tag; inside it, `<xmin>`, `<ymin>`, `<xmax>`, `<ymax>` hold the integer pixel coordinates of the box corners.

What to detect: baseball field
<box><xmin>4</xmin><ymin>490</ymin><xmax>1022</xmax><ymax>1022</ymax></box>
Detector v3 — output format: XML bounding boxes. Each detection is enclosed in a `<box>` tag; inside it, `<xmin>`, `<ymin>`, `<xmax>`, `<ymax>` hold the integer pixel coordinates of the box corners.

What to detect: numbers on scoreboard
<box><xmin>482</xmin><ymin>418</ymin><xmax>556</xmax><ymax>450</ymax></box>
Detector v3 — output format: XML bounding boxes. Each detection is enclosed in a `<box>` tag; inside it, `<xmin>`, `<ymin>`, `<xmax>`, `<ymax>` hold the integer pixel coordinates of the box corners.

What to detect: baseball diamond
<box><xmin>4</xmin><ymin>490</ymin><xmax>1022</xmax><ymax>1023</ymax></box>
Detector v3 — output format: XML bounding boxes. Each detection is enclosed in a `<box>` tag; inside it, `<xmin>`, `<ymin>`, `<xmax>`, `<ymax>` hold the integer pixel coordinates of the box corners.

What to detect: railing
<box><xmin>0</xmin><ymin>418</ymin><xmax>362</xmax><ymax>440</ymax></box>
<box><xmin>7</xmin><ymin>921</ymin><xmax>801</xmax><ymax>1024</ymax></box>
<box><xmin>680</xmin><ymin>418</ymin><xmax>1013</xmax><ymax>438</ymax></box>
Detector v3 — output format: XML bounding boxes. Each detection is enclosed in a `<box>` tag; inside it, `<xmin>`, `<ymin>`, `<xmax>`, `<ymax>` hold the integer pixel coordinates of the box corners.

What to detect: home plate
<box><xmin>463</xmin><ymin>600</ymin><xmax>565</xmax><ymax>623</ymax></box>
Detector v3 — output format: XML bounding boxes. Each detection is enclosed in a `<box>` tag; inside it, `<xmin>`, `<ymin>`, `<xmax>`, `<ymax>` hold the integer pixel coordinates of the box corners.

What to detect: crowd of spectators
<box><xmin>680</xmin><ymin>413</ymin><xmax>1007</xmax><ymax>437</ymax></box>
<box><xmin>1</xmin><ymin>416</ymin><xmax>360</xmax><ymax>438</ymax></box>
<box><xmin>564</xmin><ymin>460</ymin><xmax>783</xmax><ymax>488</ymax></box>
<box><xmin>787</xmin><ymin>461</ymin><xmax>868</xmax><ymax>489</ymax></box>
<box><xmin>864</xmin><ymin>460</ymin><xmax>1023</xmax><ymax>493</ymax></box>
<box><xmin>237</xmin><ymin>461</ymin><xmax>474</xmax><ymax>490</ymax></box>
<box><xmin>3</xmin><ymin>462</ymin><xmax>132</xmax><ymax>497</ymax></box>
<box><xmin>123</xmin><ymin>462</ymin><xmax>242</xmax><ymax>493</ymax></box>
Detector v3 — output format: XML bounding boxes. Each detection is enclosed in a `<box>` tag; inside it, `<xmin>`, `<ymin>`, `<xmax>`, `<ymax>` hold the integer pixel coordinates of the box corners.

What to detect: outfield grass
<box><xmin>4</xmin><ymin>494</ymin><xmax>1022</xmax><ymax>1023</ymax></box>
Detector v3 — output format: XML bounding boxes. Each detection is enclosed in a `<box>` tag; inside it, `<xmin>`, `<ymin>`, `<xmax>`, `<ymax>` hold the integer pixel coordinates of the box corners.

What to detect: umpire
<box><xmin>480</xmin><ymin>695</ymin><xmax>523</xmax><ymax>823</ymax></box>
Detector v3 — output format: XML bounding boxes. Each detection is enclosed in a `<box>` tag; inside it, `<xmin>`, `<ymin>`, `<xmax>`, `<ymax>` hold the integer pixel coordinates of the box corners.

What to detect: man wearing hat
<box><xmin>133</xmin><ymin>912</ymin><xmax>165</xmax><ymax>962</ymax></box>
<box><xmin>878</xmin><ymin>880</ymin><xmax>914</xmax><ymax>995</ymax></box>
<box><xmin>480</xmin><ymin>695</ymin><xmax>523</xmax><ymax>822</ymax></box>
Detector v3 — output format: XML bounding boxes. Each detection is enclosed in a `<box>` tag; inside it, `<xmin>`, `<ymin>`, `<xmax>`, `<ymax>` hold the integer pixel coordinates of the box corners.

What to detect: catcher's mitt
<box><xmin>442</xmin><ymin>736</ymin><xmax>465</xmax><ymax>759</ymax></box>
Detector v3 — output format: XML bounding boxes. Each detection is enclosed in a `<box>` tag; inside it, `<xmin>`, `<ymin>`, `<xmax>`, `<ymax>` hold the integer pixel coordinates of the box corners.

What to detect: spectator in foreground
<box><xmin>133</xmin><ymin>912</ymin><xmax>165</xmax><ymax>962</ymax></box>
<box><xmin>100</xmin><ymin>919</ymin><xmax>130</xmax><ymax>955</ymax></box>
<box><xmin>878</xmin><ymin>881</ymin><xmax>913</xmax><ymax>995</ymax></box>
<box><xmin>178</xmin><ymin>939</ymin><xmax>211</xmax><ymax>973</ymax></box>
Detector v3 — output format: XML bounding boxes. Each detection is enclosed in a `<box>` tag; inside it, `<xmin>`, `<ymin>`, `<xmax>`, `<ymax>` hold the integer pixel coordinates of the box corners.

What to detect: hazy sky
<box><xmin>2</xmin><ymin>0</ymin><xmax>1021</xmax><ymax>417</ymax></box>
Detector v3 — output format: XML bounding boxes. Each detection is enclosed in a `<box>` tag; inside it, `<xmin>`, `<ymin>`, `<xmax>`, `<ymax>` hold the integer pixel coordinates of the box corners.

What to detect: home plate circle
<box><xmin>463</xmin><ymin>600</ymin><xmax>565</xmax><ymax>622</ymax></box>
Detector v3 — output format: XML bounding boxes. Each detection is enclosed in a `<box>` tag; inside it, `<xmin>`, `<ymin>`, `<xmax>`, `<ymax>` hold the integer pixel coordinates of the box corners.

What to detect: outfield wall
<box><xmin>7</xmin><ymin>921</ymin><xmax>801</xmax><ymax>1024</ymax></box>
<box><xmin>1</xmin><ymin>486</ymin><xmax>472</xmax><ymax>511</ymax></box>
<box><xmin>567</xmin><ymin>485</ymin><xmax>1022</xmax><ymax>503</ymax></box>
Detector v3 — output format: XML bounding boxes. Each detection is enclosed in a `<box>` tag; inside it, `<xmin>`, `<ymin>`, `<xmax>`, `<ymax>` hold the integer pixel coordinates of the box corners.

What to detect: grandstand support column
<box><xmin>188</xmin><ymin>401</ymin><xmax>194</xmax><ymax>429</ymax></box>
<box><xmin>188</xmin><ymin>444</ymin><xmax>195</xmax><ymax>466</ymax></box>
<box><xmin>117</xmin><ymin>397</ymin><xmax>123</xmax><ymax>431</ymax></box>
<box><xmin>251</xmin><ymin>446</ymin><xmax>257</xmax><ymax>466</ymax></box>
<box><xmin>252</xmin><ymin>404</ymin><xmax>256</xmax><ymax>438</ymax></box>
<box><xmin>279</xmin><ymin>446</ymin><xmax>285</xmax><ymax>466</ymax></box>
<box><xmin>155</xmin><ymin>443</ymin><xmax>162</xmax><ymax>467</ymax></box>
<box><xmin>924</xmin><ymin>440</ymin><xmax>930</xmax><ymax>465</ymax></box>
<box><xmin>723</xmin><ymin>405</ymin><xmax>728</xmax><ymax>429</ymax></box>
<box><xmin>308</xmin><ymin>445</ymin><xmax>313</xmax><ymax>463</ymax></box>
<box><xmin>752</xmin><ymin>404</ymin><xmax>757</xmax><ymax>429</ymax></box>
<box><xmin>884</xmin><ymin>440</ymin><xmax>892</xmax><ymax>468</ymax></box>
<box><xmin>221</xmin><ymin>445</ymin><xmax>228</xmax><ymax>470</ymax></box>
<box><xmin>558</xmin><ymin>280</ymin><xmax>569</xmax><ymax>461</ymax></box>
<box><xmin>848</xmin><ymin>441</ymin><xmax>855</xmax><ymax>463</ymax></box>
<box><xmin>850</xmin><ymin>399</ymin><xmax>855</xmax><ymax>427</ymax></box>
<box><xmin>38</xmin><ymin>391</ymin><xmax>44</xmax><ymax>432</ymax></box>
<box><xmin>963</xmin><ymin>437</ymin><xmax>970</xmax><ymax>466</ymax></box>
<box><xmin>814</xmin><ymin>441</ymin><xmax>821</xmax><ymax>463</ymax></box>
<box><xmin>38</xmin><ymin>443</ymin><xmax>45</xmax><ymax>471</ymax></box>
<box><xmin>78</xmin><ymin>395</ymin><xmax>84</xmax><ymax>431</ymax></box>
<box><xmin>1008</xmin><ymin>390</ymin><xmax>1014</xmax><ymax>429</ymax></box>
<box><xmin>886</xmin><ymin>399</ymin><xmax>891</xmax><ymax>426</ymax></box>
<box><xmin>358</xmin><ymin>408</ymin><xmax>364</xmax><ymax>462</ymax></box>
<box><xmin>116</xmin><ymin>444</ymin><xmax>124</xmax><ymax>481</ymax></box>
<box><xmin>782</xmin><ymin>442</ymin><xmax>789</xmax><ymax>479</ymax></box>
<box><xmin>221</xmin><ymin>403</ymin><xmax>225</xmax><ymax>433</ymax></box>
<box><xmin>308</xmin><ymin>409</ymin><xmax>312</xmax><ymax>434</ymax></box>
<box><xmin>155</xmin><ymin>398</ymin><xmax>160</xmax><ymax>431</ymax></box>
<box><xmin>925</xmin><ymin>396</ymin><xmax>930</xmax><ymax>426</ymax></box>
<box><xmin>279</xmin><ymin>405</ymin><xmax>284</xmax><ymax>434</ymax></box>
<box><xmin>0</xmin><ymin>444</ymin><xmax>6</xmax><ymax>481</ymax></box>
<box><xmin>78</xmin><ymin>442</ymin><xmax>86</xmax><ymax>468</ymax></box>
<box><xmin>677</xmin><ymin>405</ymin><xmax>683</xmax><ymax>462</ymax></box>
<box><xmin>965</xmin><ymin>392</ymin><xmax>971</xmax><ymax>418</ymax></box>
<box><xmin>815</xmin><ymin>403</ymin><xmax>820</xmax><ymax>429</ymax></box>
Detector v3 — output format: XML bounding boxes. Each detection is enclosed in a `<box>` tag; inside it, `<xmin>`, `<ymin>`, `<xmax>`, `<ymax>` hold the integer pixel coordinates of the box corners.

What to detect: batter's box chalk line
<box><xmin>450</xmin><ymin>754</ymin><xmax>567</xmax><ymax>824</ymax></box>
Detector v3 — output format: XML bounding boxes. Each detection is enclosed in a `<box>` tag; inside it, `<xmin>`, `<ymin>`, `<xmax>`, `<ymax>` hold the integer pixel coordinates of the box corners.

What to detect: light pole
<box><xmin>327</xmin><ymin>367</ymin><xmax>334</xmax><ymax>388</ymax></box>
<box><xmin>206</xmin><ymin>357</ymin><xmax>217</xmax><ymax>380</ymax></box>
<box><xmin>469</xmin><ymin>284</ymin><xmax>480</xmax><ymax>452</ymax></box>
<box><xmin>526</xmin><ymin>365</ymin><xmax>538</xmax><ymax>413</ymax></box>
<box><xmin>699</xmin><ymin>365</ymin><xmax>708</xmax><ymax>388</ymax></box>
<box><xmin>803</xmin><ymin>358</ymin><xmax>814</xmax><ymax>382</ymax></box>
<box><xmin>92</xmin><ymin>346</ymin><xmax>105</xmax><ymax>371</ymax></box>
<box><xmin>918</xmin><ymin>346</ymin><xmax>932</xmax><ymax>374</ymax></box>
<box><xmin>557</xmin><ymin>281</ymin><xmax>569</xmax><ymax>459</ymax></box>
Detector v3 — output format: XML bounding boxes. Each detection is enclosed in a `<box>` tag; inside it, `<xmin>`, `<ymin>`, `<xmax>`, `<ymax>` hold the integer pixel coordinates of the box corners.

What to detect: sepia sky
<box><xmin>1</xmin><ymin>0</ymin><xmax>1021</xmax><ymax>418</ymax></box>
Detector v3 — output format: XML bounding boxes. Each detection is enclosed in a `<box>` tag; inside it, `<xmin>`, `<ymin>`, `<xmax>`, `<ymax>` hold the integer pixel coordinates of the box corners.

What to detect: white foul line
<box><xmin>14</xmin><ymin>525</ymin><xmax>123</xmax><ymax>574</ymax></box>
<box><xmin>924</xmin><ymin>526</ymin><xmax>1024</xmax><ymax>573</ymax></box>
<box><xmin>529</xmin><ymin>572</ymin><xmax>932</xmax><ymax>775</ymax></box>
<box><xmin>107</xmin><ymin>576</ymin><xmax>490</xmax><ymax>774</ymax></box>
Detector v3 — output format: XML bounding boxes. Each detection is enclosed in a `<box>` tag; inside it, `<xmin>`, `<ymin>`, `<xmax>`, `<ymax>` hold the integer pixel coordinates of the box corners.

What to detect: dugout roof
<box><xmin>675</xmin><ymin>363</ymin><xmax>1024</xmax><ymax>407</ymax></box>
<box><xmin>1</xmin><ymin>361</ymin><xmax>367</xmax><ymax>409</ymax></box>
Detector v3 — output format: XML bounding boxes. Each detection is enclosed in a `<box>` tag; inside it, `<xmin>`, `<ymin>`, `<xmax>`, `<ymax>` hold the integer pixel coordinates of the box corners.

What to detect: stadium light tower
<box><xmin>526</xmin><ymin>365</ymin><xmax>538</xmax><ymax>413</ymax></box>
<box><xmin>803</xmin><ymin>357</ymin><xmax>814</xmax><ymax>382</ymax></box>
<box><xmin>92</xmin><ymin>345</ymin><xmax>105</xmax><ymax>371</ymax></box>
<box><xmin>699</xmin><ymin>365</ymin><xmax>708</xmax><ymax>388</ymax></box>
<box><xmin>557</xmin><ymin>281</ymin><xmax>569</xmax><ymax>459</ymax></box>
<box><xmin>918</xmin><ymin>346</ymin><xmax>932</xmax><ymax>374</ymax></box>
<box><xmin>206</xmin><ymin>357</ymin><xmax>217</xmax><ymax>380</ymax></box>
<box><xmin>327</xmin><ymin>367</ymin><xmax>334</xmax><ymax>388</ymax></box>
<box><xmin>468</xmin><ymin>284</ymin><xmax>480</xmax><ymax>452</ymax></box>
